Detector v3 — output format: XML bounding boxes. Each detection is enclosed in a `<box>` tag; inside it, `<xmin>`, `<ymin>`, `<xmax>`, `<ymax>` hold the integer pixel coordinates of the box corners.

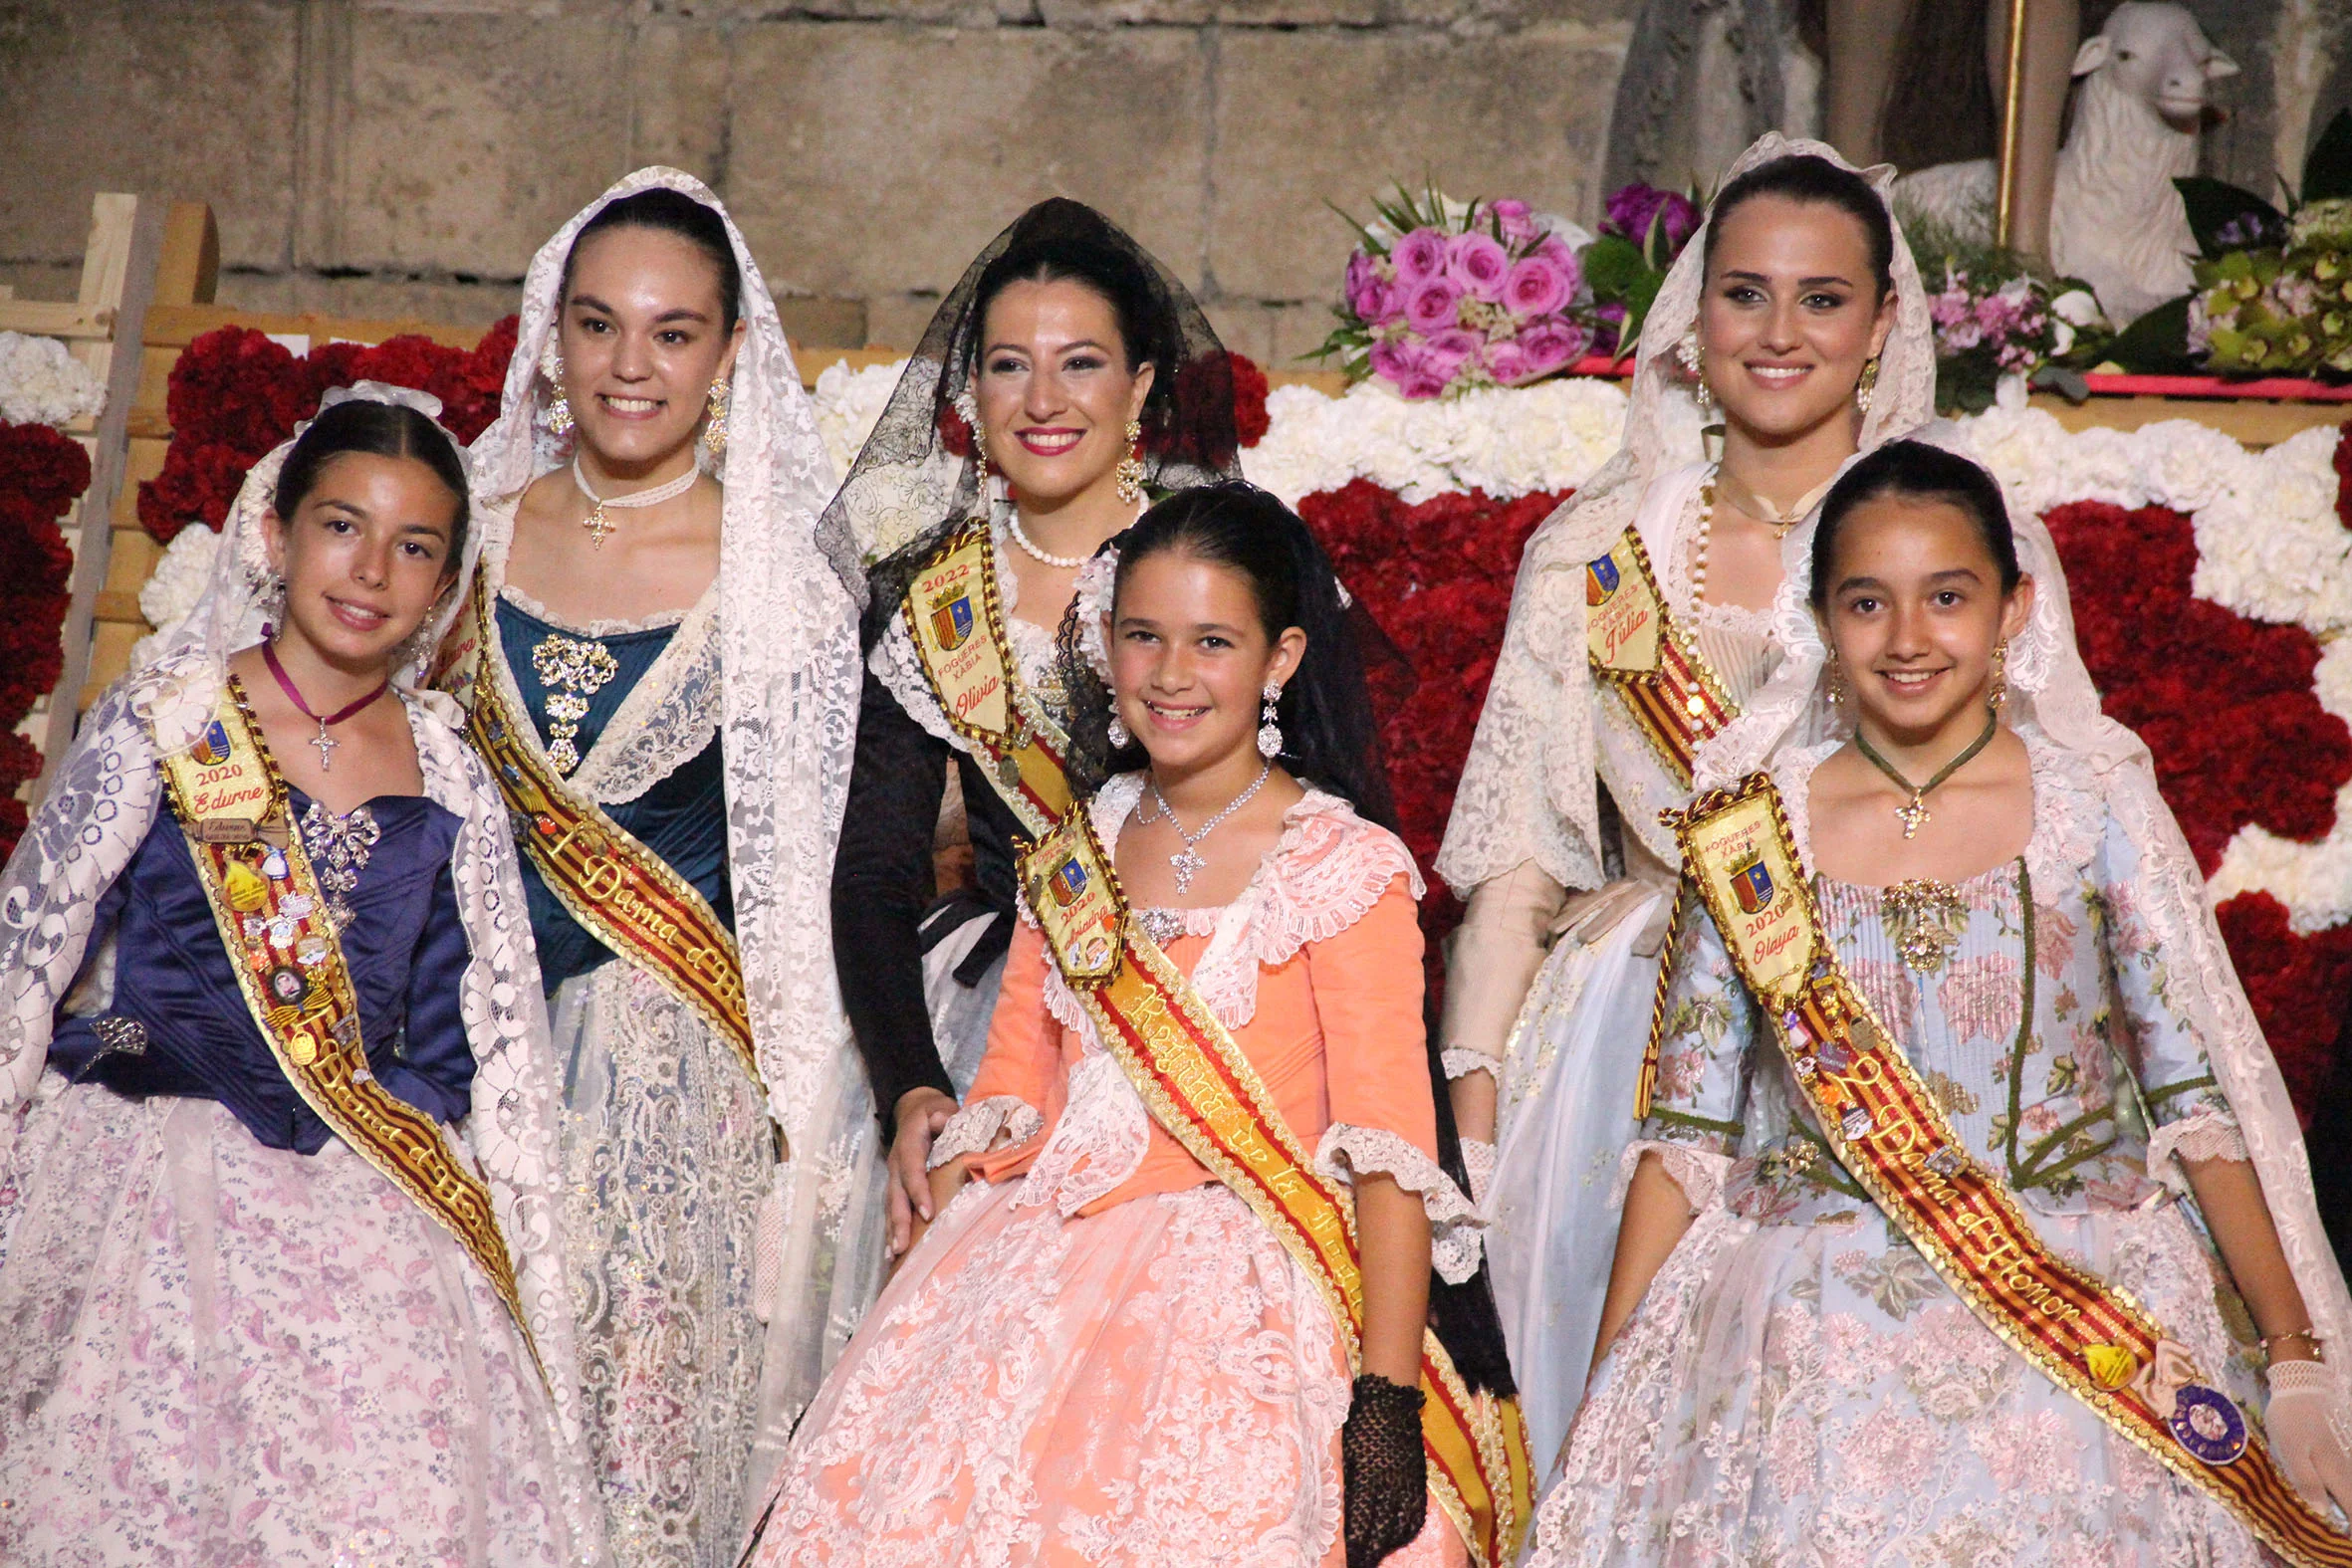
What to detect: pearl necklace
<box><xmin>1006</xmin><ymin>510</ymin><xmax>1088</xmax><ymax>569</ymax></box>
<box><xmin>572</xmin><ymin>455</ymin><xmax>699</xmax><ymax>548</ymax></box>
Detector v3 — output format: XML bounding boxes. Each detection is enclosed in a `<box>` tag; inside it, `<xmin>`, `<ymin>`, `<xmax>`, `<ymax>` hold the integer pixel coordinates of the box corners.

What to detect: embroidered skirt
<box><xmin>553</xmin><ymin>960</ymin><xmax>774</xmax><ymax>1567</ymax></box>
<box><xmin>0</xmin><ymin>1077</ymin><xmax>578</xmax><ymax>1567</ymax></box>
<box><xmin>1528</xmin><ymin>1197</ymin><xmax>2267</xmax><ymax>1567</ymax></box>
<box><xmin>743</xmin><ymin>1174</ymin><xmax>1466</xmax><ymax>1568</ymax></box>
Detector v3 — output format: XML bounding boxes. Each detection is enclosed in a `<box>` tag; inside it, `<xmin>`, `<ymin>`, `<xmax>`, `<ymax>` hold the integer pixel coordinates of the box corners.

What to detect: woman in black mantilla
<box><xmin>822</xmin><ymin>199</ymin><xmax>1246</xmax><ymax>1260</ymax></box>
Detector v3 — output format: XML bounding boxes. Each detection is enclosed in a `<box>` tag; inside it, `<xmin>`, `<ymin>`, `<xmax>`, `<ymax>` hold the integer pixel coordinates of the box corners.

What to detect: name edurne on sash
<box><xmin>1582</xmin><ymin>527</ymin><xmax>1736</xmax><ymax>785</ymax></box>
<box><xmin>154</xmin><ymin>675</ymin><xmax>541</xmax><ymax>1377</ymax></box>
<box><xmin>1669</xmin><ymin>774</ymin><xmax>2352</xmax><ymax>1568</ymax></box>
<box><xmin>453</xmin><ymin>581</ymin><xmax>769</xmax><ymax>1115</ymax></box>
<box><xmin>904</xmin><ymin>518</ymin><xmax>1074</xmax><ymax>835</ymax></box>
<box><xmin>1016</xmin><ymin>811</ymin><xmax>1532</xmax><ymax>1568</ymax></box>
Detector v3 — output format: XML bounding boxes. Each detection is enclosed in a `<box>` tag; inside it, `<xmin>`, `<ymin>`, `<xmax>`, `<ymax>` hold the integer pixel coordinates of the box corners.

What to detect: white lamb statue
<box><xmin>1891</xmin><ymin>2</ymin><xmax>2236</xmax><ymax>325</ymax></box>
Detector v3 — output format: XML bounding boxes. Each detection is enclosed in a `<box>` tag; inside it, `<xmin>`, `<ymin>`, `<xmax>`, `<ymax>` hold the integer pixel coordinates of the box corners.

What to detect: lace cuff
<box><xmin>1442</xmin><ymin>1047</ymin><xmax>1498</xmax><ymax>1081</ymax></box>
<box><xmin>927</xmin><ymin>1095</ymin><xmax>1045</xmax><ymax>1170</ymax></box>
<box><xmin>1314</xmin><ymin>1124</ymin><xmax>1484</xmax><ymax>1284</ymax></box>
<box><xmin>1613</xmin><ymin>1138</ymin><xmax>1733</xmax><ymax>1214</ymax></box>
<box><xmin>1460</xmin><ymin>1137</ymin><xmax>1496</xmax><ymax>1208</ymax></box>
<box><xmin>2145</xmin><ymin>1106</ymin><xmax>2250</xmax><ymax>1192</ymax></box>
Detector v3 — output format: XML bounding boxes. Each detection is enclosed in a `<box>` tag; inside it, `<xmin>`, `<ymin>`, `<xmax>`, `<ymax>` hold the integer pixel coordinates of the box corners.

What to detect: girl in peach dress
<box><xmin>739</xmin><ymin>483</ymin><xmax>1523</xmax><ymax>1568</ymax></box>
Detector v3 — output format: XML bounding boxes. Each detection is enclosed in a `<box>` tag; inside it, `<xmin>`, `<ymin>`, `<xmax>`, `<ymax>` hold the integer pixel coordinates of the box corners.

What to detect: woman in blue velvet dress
<box><xmin>442</xmin><ymin>169</ymin><xmax>859</xmax><ymax>1565</ymax></box>
<box><xmin>0</xmin><ymin>387</ymin><xmax>598</xmax><ymax>1566</ymax></box>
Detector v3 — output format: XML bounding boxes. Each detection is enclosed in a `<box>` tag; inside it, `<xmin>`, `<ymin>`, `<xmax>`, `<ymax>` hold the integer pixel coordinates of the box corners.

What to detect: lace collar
<box><xmin>1040</xmin><ymin>773</ymin><xmax>1424</xmax><ymax>1033</ymax></box>
<box><xmin>1771</xmin><ymin>722</ymin><xmax>2104</xmax><ymax>896</ymax></box>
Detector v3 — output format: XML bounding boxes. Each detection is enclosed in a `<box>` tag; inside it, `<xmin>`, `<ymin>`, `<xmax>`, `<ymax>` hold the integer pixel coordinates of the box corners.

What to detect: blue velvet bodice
<box><xmin>495</xmin><ymin>593</ymin><xmax>732</xmax><ymax>993</ymax></box>
<box><xmin>49</xmin><ymin>788</ymin><xmax>474</xmax><ymax>1155</ymax></box>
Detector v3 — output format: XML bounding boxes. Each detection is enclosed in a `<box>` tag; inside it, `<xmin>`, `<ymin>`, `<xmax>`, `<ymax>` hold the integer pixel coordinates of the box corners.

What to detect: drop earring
<box><xmin>1115</xmin><ymin>418</ymin><xmax>1145</xmax><ymax>506</ymax></box>
<box><xmin>1989</xmin><ymin>639</ymin><xmax>2009</xmax><ymax>713</ymax></box>
<box><xmin>1827</xmin><ymin>654</ymin><xmax>1847</xmax><ymax>710</ymax></box>
<box><xmin>1107</xmin><ymin>712</ymin><xmax>1131</xmax><ymax>749</ymax></box>
<box><xmin>1856</xmin><ymin>353</ymin><xmax>1881</xmax><ymax>417</ymax></box>
<box><xmin>542</xmin><ymin>342</ymin><xmax>574</xmax><ymax>437</ymax></box>
<box><xmin>702</xmin><ymin>379</ymin><xmax>729</xmax><ymax>460</ymax></box>
<box><xmin>1678</xmin><ymin>328</ymin><xmax>1714</xmax><ymax>420</ymax></box>
<box><xmin>1258</xmin><ymin>683</ymin><xmax>1284</xmax><ymax>760</ymax></box>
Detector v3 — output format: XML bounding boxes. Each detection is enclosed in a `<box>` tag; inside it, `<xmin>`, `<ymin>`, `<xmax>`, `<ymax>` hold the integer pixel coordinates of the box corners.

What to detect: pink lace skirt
<box><xmin>745</xmin><ymin>1176</ymin><xmax>1466</xmax><ymax>1568</ymax></box>
<box><xmin>0</xmin><ymin>1079</ymin><xmax>580</xmax><ymax>1567</ymax></box>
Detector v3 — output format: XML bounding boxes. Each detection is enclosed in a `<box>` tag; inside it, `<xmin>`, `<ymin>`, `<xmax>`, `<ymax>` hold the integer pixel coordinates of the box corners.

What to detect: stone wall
<box><xmin>0</xmin><ymin>0</ymin><xmax>1638</xmax><ymax>366</ymax></box>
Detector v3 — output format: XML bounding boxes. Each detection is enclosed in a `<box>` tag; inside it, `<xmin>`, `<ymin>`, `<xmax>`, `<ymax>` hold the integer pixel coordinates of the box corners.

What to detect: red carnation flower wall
<box><xmin>0</xmin><ymin>423</ymin><xmax>92</xmax><ymax>861</ymax></box>
<box><xmin>2045</xmin><ymin>500</ymin><xmax>2352</xmax><ymax>1117</ymax></box>
<box><xmin>137</xmin><ymin>320</ymin><xmax>519</xmax><ymax>547</ymax></box>
<box><xmin>1300</xmin><ymin>482</ymin><xmax>1565</xmax><ymax>994</ymax></box>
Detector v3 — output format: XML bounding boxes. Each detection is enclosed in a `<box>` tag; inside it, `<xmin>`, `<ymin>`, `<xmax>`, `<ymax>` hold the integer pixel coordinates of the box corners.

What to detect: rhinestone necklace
<box><xmin>1137</xmin><ymin>761</ymin><xmax>1272</xmax><ymax>896</ymax></box>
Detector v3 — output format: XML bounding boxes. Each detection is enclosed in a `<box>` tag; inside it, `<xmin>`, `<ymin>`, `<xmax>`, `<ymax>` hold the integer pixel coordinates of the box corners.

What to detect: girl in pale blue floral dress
<box><xmin>1529</xmin><ymin>441</ymin><xmax>2352</xmax><ymax>1567</ymax></box>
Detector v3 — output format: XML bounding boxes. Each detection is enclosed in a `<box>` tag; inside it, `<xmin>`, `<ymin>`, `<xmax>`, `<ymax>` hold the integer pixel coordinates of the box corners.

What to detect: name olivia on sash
<box><xmin>1669</xmin><ymin>775</ymin><xmax>2352</xmax><ymax>1568</ymax></box>
<box><xmin>904</xmin><ymin>519</ymin><xmax>1071</xmax><ymax>833</ymax></box>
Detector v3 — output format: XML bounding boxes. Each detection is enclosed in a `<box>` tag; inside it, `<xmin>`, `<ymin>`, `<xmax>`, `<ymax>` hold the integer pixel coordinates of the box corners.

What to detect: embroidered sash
<box><xmin>1584</xmin><ymin>528</ymin><xmax>1736</xmax><ymax>787</ymax></box>
<box><xmin>903</xmin><ymin>518</ymin><xmax>1074</xmax><ymax>837</ymax></box>
<box><xmin>450</xmin><ymin>580</ymin><xmax>764</xmax><ymax>1102</ymax></box>
<box><xmin>1016</xmin><ymin>811</ymin><xmax>1531</xmax><ymax>1568</ymax></box>
<box><xmin>1670</xmin><ymin>774</ymin><xmax>2352</xmax><ymax>1568</ymax></box>
<box><xmin>153</xmin><ymin>677</ymin><xmax>540</xmax><ymax>1376</ymax></box>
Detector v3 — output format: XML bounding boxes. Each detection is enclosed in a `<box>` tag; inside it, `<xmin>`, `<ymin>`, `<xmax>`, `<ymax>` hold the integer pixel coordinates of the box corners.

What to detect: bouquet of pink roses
<box><xmin>1315</xmin><ymin>184</ymin><xmax>1594</xmax><ymax>399</ymax></box>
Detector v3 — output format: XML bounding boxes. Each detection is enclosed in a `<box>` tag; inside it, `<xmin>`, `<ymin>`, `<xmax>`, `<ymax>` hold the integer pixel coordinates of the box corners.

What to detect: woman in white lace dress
<box><xmin>743</xmin><ymin>484</ymin><xmax>1517</xmax><ymax>1568</ymax></box>
<box><xmin>436</xmin><ymin>169</ymin><xmax>861</xmax><ymax>1564</ymax></box>
<box><xmin>1531</xmin><ymin>439</ymin><xmax>2352</xmax><ymax>1565</ymax></box>
<box><xmin>1435</xmin><ymin>134</ymin><xmax>1939</xmax><ymax>1471</ymax></box>
<box><xmin>0</xmin><ymin>387</ymin><xmax>599</xmax><ymax>1566</ymax></box>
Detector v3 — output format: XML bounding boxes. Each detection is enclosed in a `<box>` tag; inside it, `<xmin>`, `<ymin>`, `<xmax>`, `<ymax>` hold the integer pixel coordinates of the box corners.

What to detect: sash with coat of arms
<box><xmin>902</xmin><ymin>518</ymin><xmax>1076</xmax><ymax>837</ymax></box>
<box><xmin>1582</xmin><ymin>526</ymin><xmax>1738</xmax><ymax>786</ymax></box>
<box><xmin>1664</xmin><ymin>773</ymin><xmax>2352</xmax><ymax>1568</ymax></box>
<box><xmin>1014</xmin><ymin>809</ymin><xmax>1533</xmax><ymax>1567</ymax></box>
<box><xmin>150</xmin><ymin>674</ymin><xmax>543</xmax><ymax>1382</ymax></box>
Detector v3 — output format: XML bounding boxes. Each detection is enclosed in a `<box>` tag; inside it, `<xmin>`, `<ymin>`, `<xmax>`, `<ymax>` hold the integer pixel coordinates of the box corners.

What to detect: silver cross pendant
<box><xmin>310</xmin><ymin>721</ymin><xmax>339</xmax><ymax>772</ymax></box>
<box><xmin>1170</xmin><ymin>847</ymin><xmax>1206</xmax><ymax>896</ymax></box>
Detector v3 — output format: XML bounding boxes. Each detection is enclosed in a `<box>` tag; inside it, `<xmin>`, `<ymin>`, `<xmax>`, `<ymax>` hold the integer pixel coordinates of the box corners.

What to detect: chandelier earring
<box><xmin>1989</xmin><ymin>638</ymin><xmax>2010</xmax><ymax>713</ymax></box>
<box><xmin>1678</xmin><ymin>328</ymin><xmax>1714</xmax><ymax>419</ymax></box>
<box><xmin>1826</xmin><ymin>654</ymin><xmax>1848</xmax><ymax>710</ymax></box>
<box><xmin>1115</xmin><ymin>417</ymin><xmax>1146</xmax><ymax>507</ymax></box>
<box><xmin>1258</xmin><ymin>683</ymin><xmax>1285</xmax><ymax>760</ymax></box>
<box><xmin>541</xmin><ymin>342</ymin><xmax>574</xmax><ymax>437</ymax></box>
<box><xmin>1855</xmin><ymin>353</ymin><xmax>1881</xmax><ymax>417</ymax></box>
<box><xmin>702</xmin><ymin>378</ymin><xmax>730</xmax><ymax>461</ymax></box>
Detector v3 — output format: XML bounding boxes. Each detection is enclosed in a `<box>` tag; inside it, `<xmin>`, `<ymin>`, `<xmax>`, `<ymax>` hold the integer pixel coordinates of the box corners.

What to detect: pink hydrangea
<box><xmin>1391</xmin><ymin>227</ymin><xmax>1449</xmax><ymax>286</ymax></box>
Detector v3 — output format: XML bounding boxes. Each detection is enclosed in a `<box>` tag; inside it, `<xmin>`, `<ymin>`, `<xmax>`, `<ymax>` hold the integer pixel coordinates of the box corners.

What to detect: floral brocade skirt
<box><xmin>742</xmin><ymin>1176</ymin><xmax>1467</xmax><ymax>1568</ymax></box>
<box><xmin>1527</xmin><ymin>1195</ymin><xmax>2268</xmax><ymax>1567</ymax></box>
<box><xmin>0</xmin><ymin>1077</ymin><xmax>577</xmax><ymax>1568</ymax></box>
